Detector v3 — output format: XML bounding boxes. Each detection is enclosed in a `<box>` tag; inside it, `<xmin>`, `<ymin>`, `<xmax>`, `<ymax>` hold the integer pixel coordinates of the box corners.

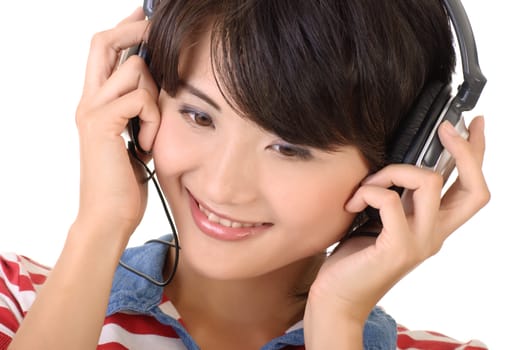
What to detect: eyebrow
<box><xmin>178</xmin><ymin>80</ymin><xmax>221</xmax><ymax>111</ymax></box>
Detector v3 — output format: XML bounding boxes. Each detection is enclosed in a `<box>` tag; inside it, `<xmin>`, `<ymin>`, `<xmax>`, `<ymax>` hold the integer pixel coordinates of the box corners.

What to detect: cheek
<box><xmin>269</xmin><ymin>174</ymin><xmax>359</xmax><ymax>251</ymax></box>
<box><xmin>152</xmin><ymin>114</ymin><xmax>197</xmax><ymax>177</ymax></box>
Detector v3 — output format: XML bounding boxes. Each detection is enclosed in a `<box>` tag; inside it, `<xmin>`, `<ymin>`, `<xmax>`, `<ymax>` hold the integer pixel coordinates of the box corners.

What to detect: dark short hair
<box><xmin>147</xmin><ymin>0</ymin><xmax>455</xmax><ymax>170</ymax></box>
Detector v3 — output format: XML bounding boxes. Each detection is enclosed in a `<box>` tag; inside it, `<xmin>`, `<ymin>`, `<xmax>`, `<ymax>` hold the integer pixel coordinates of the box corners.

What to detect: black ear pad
<box><xmin>361</xmin><ymin>81</ymin><xmax>452</xmax><ymax>227</ymax></box>
<box><xmin>387</xmin><ymin>81</ymin><xmax>452</xmax><ymax>166</ymax></box>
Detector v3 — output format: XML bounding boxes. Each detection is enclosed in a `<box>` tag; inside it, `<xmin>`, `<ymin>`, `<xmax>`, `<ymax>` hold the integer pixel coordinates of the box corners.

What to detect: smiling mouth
<box><xmin>197</xmin><ymin>203</ymin><xmax>266</xmax><ymax>229</ymax></box>
<box><xmin>188</xmin><ymin>191</ymin><xmax>272</xmax><ymax>241</ymax></box>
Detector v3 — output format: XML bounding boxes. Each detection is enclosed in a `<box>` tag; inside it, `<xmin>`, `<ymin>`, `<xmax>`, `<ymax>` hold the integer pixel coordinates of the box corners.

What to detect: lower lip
<box><xmin>188</xmin><ymin>193</ymin><xmax>270</xmax><ymax>241</ymax></box>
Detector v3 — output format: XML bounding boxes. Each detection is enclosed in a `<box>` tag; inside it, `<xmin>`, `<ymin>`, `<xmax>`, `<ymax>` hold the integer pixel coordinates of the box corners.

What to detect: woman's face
<box><xmin>153</xmin><ymin>30</ymin><xmax>370</xmax><ymax>279</ymax></box>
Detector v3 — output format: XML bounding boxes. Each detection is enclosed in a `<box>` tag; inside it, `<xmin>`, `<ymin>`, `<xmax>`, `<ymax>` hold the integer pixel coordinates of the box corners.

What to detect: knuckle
<box><xmin>426</xmin><ymin>240</ymin><xmax>443</xmax><ymax>258</ymax></box>
<box><xmin>475</xmin><ymin>185</ymin><xmax>491</xmax><ymax>209</ymax></box>
<box><xmin>89</xmin><ymin>30</ymin><xmax>110</xmax><ymax>50</ymax></box>
<box><xmin>125</xmin><ymin>54</ymin><xmax>147</xmax><ymax>69</ymax></box>
<box><xmin>133</xmin><ymin>87</ymin><xmax>152</xmax><ymax>101</ymax></box>
<box><xmin>75</xmin><ymin>102</ymin><xmax>88</xmax><ymax>127</ymax></box>
<box><xmin>75</xmin><ymin>109</ymin><xmax>93</xmax><ymax>131</ymax></box>
<box><xmin>412</xmin><ymin>240</ymin><xmax>442</xmax><ymax>263</ymax></box>
<box><xmin>426</xmin><ymin>171</ymin><xmax>444</xmax><ymax>190</ymax></box>
<box><xmin>382</xmin><ymin>190</ymin><xmax>401</xmax><ymax>207</ymax></box>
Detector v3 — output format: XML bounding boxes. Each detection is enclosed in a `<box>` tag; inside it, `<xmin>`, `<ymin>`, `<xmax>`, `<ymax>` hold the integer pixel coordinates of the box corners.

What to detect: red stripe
<box><xmin>0</xmin><ymin>258</ymin><xmax>35</xmax><ymax>292</ymax></box>
<box><xmin>104</xmin><ymin>313</ymin><xmax>180</xmax><ymax>338</ymax></box>
<box><xmin>97</xmin><ymin>342</ymin><xmax>129</xmax><ymax>350</ymax></box>
<box><xmin>0</xmin><ymin>308</ymin><xmax>20</xmax><ymax>334</ymax></box>
<box><xmin>0</xmin><ymin>278</ymin><xmax>25</xmax><ymax>322</ymax></box>
<box><xmin>0</xmin><ymin>332</ymin><xmax>12</xmax><ymax>350</ymax></box>
<box><xmin>397</xmin><ymin>333</ymin><xmax>487</xmax><ymax>350</ymax></box>
<box><xmin>398</xmin><ymin>333</ymin><xmax>458</xmax><ymax>349</ymax></box>
<box><xmin>27</xmin><ymin>271</ymin><xmax>47</xmax><ymax>285</ymax></box>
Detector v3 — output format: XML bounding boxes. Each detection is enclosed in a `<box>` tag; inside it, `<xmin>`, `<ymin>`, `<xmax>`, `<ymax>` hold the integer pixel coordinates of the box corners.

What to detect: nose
<box><xmin>201</xmin><ymin>138</ymin><xmax>259</xmax><ymax>206</ymax></box>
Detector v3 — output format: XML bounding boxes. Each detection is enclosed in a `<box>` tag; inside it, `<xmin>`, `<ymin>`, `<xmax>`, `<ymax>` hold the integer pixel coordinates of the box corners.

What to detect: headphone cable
<box><xmin>117</xmin><ymin>141</ymin><xmax>181</xmax><ymax>287</ymax></box>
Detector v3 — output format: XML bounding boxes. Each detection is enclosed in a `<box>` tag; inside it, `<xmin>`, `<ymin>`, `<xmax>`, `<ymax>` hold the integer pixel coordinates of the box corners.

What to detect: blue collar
<box><xmin>107</xmin><ymin>236</ymin><xmax>171</xmax><ymax>315</ymax></box>
<box><xmin>107</xmin><ymin>235</ymin><xmax>396</xmax><ymax>349</ymax></box>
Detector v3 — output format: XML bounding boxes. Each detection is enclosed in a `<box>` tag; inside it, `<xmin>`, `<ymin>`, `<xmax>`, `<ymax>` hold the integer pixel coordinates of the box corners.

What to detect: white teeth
<box><xmin>198</xmin><ymin>203</ymin><xmax>259</xmax><ymax>228</ymax></box>
<box><xmin>207</xmin><ymin>212</ymin><xmax>221</xmax><ymax>223</ymax></box>
<box><xmin>219</xmin><ymin>218</ymin><xmax>232</xmax><ymax>227</ymax></box>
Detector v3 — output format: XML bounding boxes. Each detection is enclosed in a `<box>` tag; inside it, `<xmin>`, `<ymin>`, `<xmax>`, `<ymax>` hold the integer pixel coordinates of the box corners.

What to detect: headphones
<box><xmin>360</xmin><ymin>0</ymin><xmax>486</xmax><ymax>229</ymax></box>
<box><xmin>388</xmin><ymin>0</ymin><xmax>486</xmax><ymax>180</ymax></box>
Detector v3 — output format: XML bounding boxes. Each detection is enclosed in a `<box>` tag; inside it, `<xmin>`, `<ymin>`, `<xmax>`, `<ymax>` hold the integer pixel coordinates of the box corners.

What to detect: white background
<box><xmin>0</xmin><ymin>1</ymin><xmax>520</xmax><ymax>349</ymax></box>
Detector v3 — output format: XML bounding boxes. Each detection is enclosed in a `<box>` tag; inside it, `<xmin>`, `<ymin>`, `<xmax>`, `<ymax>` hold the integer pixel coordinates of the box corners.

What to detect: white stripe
<box><xmin>1</xmin><ymin>253</ymin><xmax>51</xmax><ymax>278</ymax></box>
<box><xmin>0</xmin><ymin>254</ymin><xmax>50</xmax><ymax>311</ymax></box>
<box><xmin>455</xmin><ymin>339</ymin><xmax>488</xmax><ymax>349</ymax></box>
<box><xmin>399</xmin><ymin>329</ymin><xmax>460</xmax><ymax>343</ymax></box>
<box><xmin>286</xmin><ymin>320</ymin><xmax>303</xmax><ymax>333</ymax></box>
<box><xmin>0</xmin><ymin>292</ymin><xmax>25</xmax><ymax>322</ymax></box>
<box><xmin>0</xmin><ymin>323</ymin><xmax>14</xmax><ymax>338</ymax></box>
<box><xmin>10</xmin><ymin>289</ymin><xmax>38</xmax><ymax>312</ymax></box>
<box><xmin>0</xmin><ymin>253</ymin><xmax>19</xmax><ymax>264</ymax></box>
<box><xmin>0</xmin><ymin>273</ymin><xmax>39</xmax><ymax>313</ymax></box>
<box><xmin>99</xmin><ymin>323</ymin><xmax>187</xmax><ymax>349</ymax></box>
<box><xmin>158</xmin><ymin>300</ymin><xmax>181</xmax><ymax>320</ymax></box>
<box><xmin>399</xmin><ymin>329</ymin><xmax>488</xmax><ymax>348</ymax></box>
<box><xmin>18</xmin><ymin>256</ymin><xmax>51</xmax><ymax>278</ymax></box>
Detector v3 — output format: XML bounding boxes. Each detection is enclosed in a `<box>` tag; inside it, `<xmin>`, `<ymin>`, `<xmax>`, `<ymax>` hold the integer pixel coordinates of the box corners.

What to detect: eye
<box><xmin>270</xmin><ymin>143</ymin><xmax>312</xmax><ymax>160</ymax></box>
<box><xmin>179</xmin><ymin>107</ymin><xmax>214</xmax><ymax>128</ymax></box>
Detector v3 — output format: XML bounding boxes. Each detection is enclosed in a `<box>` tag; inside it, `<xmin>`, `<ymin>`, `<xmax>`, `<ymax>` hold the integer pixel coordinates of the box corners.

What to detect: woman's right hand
<box><xmin>9</xmin><ymin>9</ymin><xmax>162</xmax><ymax>350</ymax></box>
<box><xmin>74</xmin><ymin>7</ymin><xmax>160</xmax><ymax>239</ymax></box>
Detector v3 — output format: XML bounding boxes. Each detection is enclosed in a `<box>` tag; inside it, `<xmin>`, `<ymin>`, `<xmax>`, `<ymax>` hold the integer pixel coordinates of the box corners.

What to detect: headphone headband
<box><xmin>143</xmin><ymin>0</ymin><xmax>156</xmax><ymax>18</ymax></box>
<box><xmin>443</xmin><ymin>0</ymin><xmax>487</xmax><ymax>112</ymax></box>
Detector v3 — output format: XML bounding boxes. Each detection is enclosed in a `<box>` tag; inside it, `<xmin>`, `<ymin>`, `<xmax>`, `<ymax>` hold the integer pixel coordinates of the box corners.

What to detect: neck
<box><xmin>163</xmin><ymin>248</ymin><xmax>324</xmax><ymax>343</ymax></box>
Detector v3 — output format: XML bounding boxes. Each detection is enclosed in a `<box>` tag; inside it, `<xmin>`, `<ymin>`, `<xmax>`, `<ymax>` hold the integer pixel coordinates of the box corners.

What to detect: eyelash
<box><xmin>269</xmin><ymin>143</ymin><xmax>313</xmax><ymax>160</ymax></box>
<box><xmin>178</xmin><ymin>106</ymin><xmax>312</xmax><ymax>160</ymax></box>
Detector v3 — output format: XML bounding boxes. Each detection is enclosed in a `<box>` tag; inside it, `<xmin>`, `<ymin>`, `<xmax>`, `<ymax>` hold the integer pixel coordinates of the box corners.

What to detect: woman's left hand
<box><xmin>304</xmin><ymin>116</ymin><xmax>489</xmax><ymax>347</ymax></box>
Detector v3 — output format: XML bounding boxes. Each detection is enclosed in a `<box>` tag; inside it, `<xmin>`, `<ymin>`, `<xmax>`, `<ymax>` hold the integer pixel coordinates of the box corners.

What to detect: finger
<box><xmin>91</xmin><ymin>89</ymin><xmax>161</xmax><ymax>152</ymax></box>
<box><xmin>361</xmin><ymin>164</ymin><xmax>444</xmax><ymax>208</ymax></box>
<box><xmin>113</xmin><ymin>7</ymin><xmax>147</xmax><ymax>69</ymax></box>
<box><xmin>91</xmin><ymin>55</ymin><xmax>159</xmax><ymax>108</ymax></box>
<box><xmin>465</xmin><ymin>116</ymin><xmax>486</xmax><ymax>167</ymax></box>
<box><xmin>439</xmin><ymin>117</ymin><xmax>488</xmax><ymax>198</ymax></box>
<box><xmin>345</xmin><ymin>185</ymin><xmax>409</xmax><ymax>237</ymax></box>
<box><xmin>437</xmin><ymin>117</ymin><xmax>490</xmax><ymax>234</ymax></box>
<box><xmin>82</xmin><ymin>20</ymin><xmax>149</xmax><ymax>98</ymax></box>
<box><xmin>361</xmin><ymin>163</ymin><xmax>441</xmax><ymax>188</ymax></box>
<box><xmin>359</xmin><ymin>164</ymin><xmax>443</xmax><ymax>234</ymax></box>
<box><xmin>438</xmin><ymin>116</ymin><xmax>485</xmax><ymax>170</ymax></box>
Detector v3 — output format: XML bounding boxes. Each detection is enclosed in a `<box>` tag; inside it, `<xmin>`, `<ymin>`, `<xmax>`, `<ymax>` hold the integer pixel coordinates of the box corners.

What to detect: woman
<box><xmin>3</xmin><ymin>0</ymin><xmax>489</xmax><ymax>349</ymax></box>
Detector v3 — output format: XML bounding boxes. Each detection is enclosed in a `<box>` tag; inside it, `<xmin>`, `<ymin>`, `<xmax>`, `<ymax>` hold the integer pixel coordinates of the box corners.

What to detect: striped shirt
<box><xmin>0</xmin><ymin>237</ymin><xmax>487</xmax><ymax>349</ymax></box>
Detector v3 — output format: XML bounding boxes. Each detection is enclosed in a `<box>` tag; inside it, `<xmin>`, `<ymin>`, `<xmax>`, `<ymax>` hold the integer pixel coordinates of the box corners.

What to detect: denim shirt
<box><xmin>107</xmin><ymin>235</ymin><xmax>397</xmax><ymax>349</ymax></box>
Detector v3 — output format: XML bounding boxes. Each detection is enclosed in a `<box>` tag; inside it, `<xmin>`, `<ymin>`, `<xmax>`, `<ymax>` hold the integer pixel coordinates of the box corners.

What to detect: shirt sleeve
<box><xmin>0</xmin><ymin>253</ymin><xmax>50</xmax><ymax>349</ymax></box>
<box><xmin>396</xmin><ymin>324</ymin><xmax>489</xmax><ymax>349</ymax></box>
